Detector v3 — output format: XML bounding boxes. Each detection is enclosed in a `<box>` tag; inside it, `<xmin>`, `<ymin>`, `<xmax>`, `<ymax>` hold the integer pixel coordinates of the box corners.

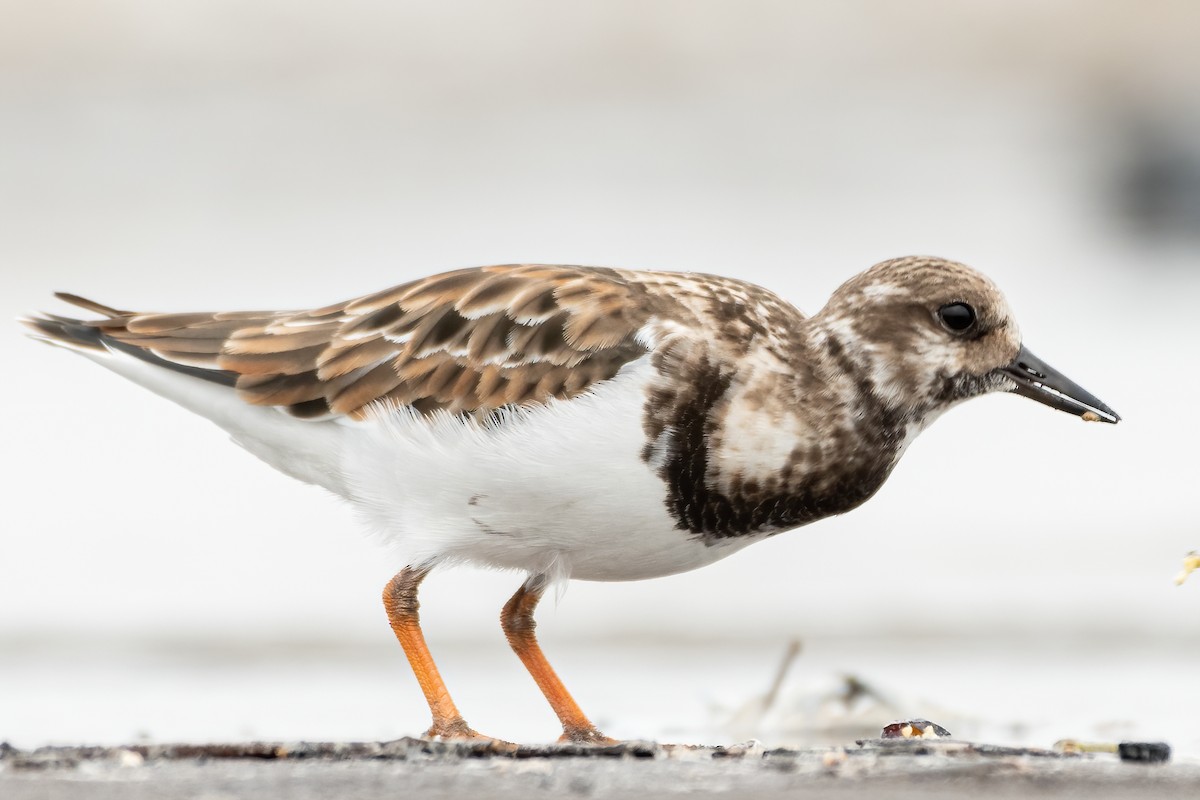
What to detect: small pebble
<box><xmin>880</xmin><ymin>719</ymin><xmax>952</xmax><ymax>739</ymax></box>
<box><xmin>1118</xmin><ymin>742</ymin><xmax>1171</xmax><ymax>763</ymax></box>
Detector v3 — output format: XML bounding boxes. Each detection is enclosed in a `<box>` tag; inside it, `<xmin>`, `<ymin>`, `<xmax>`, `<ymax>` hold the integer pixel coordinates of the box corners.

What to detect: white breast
<box><xmin>341</xmin><ymin>357</ymin><xmax>763</xmax><ymax>581</ymax></box>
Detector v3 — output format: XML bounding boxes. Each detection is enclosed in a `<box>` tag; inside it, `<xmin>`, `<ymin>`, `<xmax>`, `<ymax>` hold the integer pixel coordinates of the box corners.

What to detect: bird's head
<box><xmin>813</xmin><ymin>256</ymin><xmax>1119</xmax><ymax>427</ymax></box>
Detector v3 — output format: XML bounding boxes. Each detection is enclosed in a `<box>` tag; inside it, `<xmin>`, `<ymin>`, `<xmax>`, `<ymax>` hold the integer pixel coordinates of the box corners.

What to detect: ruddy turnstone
<box><xmin>23</xmin><ymin>256</ymin><xmax>1119</xmax><ymax>743</ymax></box>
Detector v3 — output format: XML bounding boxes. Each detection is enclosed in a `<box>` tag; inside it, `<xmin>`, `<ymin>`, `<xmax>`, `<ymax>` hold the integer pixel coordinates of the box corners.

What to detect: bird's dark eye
<box><xmin>937</xmin><ymin>302</ymin><xmax>976</xmax><ymax>333</ymax></box>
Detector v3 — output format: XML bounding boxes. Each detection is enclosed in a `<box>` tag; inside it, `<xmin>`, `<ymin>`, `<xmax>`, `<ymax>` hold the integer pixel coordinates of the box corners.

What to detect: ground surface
<box><xmin>3</xmin><ymin>738</ymin><xmax>1196</xmax><ymax>800</ymax></box>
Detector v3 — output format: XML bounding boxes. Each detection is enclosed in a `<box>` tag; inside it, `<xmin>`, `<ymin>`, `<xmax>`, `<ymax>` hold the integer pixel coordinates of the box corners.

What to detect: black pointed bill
<box><xmin>1001</xmin><ymin>345</ymin><xmax>1120</xmax><ymax>424</ymax></box>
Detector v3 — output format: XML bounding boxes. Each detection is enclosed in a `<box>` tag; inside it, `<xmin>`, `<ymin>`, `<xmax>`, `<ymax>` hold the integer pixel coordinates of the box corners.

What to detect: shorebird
<box><xmin>23</xmin><ymin>256</ymin><xmax>1118</xmax><ymax>743</ymax></box>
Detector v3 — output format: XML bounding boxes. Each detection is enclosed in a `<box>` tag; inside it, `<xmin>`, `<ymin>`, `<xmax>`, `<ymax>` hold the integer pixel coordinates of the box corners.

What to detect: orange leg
<box><xmin>383</xmin><ymin>567</ymin><xmax>489</xmax><ymax>740</ymax></box>
<box><xmin>501</xmin><ymin>576</ymin><xmax>616</xmax><ymax>744</ymax></box>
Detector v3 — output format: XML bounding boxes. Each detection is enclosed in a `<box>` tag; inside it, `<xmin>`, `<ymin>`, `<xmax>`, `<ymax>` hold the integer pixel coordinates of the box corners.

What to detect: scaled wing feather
<box><xmin>49</xmin><ymin>265</ymin><xmax>656</xmax><ymax>420</ymax></box>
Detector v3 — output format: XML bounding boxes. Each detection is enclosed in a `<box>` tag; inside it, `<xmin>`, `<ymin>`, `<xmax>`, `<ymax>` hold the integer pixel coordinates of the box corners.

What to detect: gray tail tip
<box><xmin>20</xmin><ymin>314</ymin><xmax>106</xmax><ymax>351</ymax></box>
<box><xmin>20</xmin><ymin>292</ymin><xmax>123</xmax><ymax>351</ymax></box>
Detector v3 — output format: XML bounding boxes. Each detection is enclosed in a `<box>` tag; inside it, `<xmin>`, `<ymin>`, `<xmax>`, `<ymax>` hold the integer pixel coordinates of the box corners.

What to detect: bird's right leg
<box><xmin>501</xmin><ymin>575</ymin><xmax>615</xmax><ymax>744</ymax></box>
<box><xmin>382</xmin><ymin>566</ymin><xmax>488</xmax><ymax>740</ymax></box>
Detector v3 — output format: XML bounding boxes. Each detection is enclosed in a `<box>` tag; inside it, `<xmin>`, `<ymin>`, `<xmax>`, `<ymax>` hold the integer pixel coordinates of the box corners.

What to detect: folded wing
<box><xmin>26</xmin><ymin>265</ymin><xmax>657</xmax><ymax>421</ymax></box>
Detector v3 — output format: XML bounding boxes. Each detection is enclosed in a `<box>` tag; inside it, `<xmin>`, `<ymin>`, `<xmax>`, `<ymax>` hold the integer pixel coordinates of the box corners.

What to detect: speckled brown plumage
<box><xmin>39</xmin><ymin>265</ymin><xmax>665</xmax><ymax>419</ymax></box>
<box><xmin>29</xmin><ymin>256</ymin><xmax>1105</xmax><ymax>543</ymax></box>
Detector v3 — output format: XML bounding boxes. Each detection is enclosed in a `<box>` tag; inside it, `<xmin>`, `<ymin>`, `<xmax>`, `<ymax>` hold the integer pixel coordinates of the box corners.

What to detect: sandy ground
<box><xmin>3</xmin><ymin>738</ymin><xmax>1197</xmax><ymax>800</ymax></box>
<box><xmin>8</xmin><ymin>636</ymin><xmax>1198</xmax><ymax>758</ymax></box>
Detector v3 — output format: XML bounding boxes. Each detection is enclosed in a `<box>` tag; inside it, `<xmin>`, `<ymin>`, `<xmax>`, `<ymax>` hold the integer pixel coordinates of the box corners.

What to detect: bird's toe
<box><xmin>558</xmin><ymin>727</ymin><xmax>619</xmax><ymax>745</ymax></box>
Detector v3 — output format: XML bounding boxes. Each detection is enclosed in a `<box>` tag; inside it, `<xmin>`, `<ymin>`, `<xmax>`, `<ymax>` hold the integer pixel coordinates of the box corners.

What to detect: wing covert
<box><xmin>63</xmin><ymin>264</ymin><xmax>657</xmax><ymax>420</ymax></box>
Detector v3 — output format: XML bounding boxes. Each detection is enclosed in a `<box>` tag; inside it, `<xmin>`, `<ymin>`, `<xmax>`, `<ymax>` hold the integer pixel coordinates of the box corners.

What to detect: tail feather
<box><xmin>20</xmin><ymin>313</ymin><xmax>108</xmax><ymax>351</ymax></box>
<box><xmin>21</xmin><ymin>298</ymin><xmax>239</xmax><ymax>387</ymax></box>
<box><xmin>22</xmin><ymin>293</ymin><xmax>129</xmax><ymax>351</ymax></box>
<box><xmin>22</xmin><ymin>294</ymin><xmax>347</xmax><ymax>495</ymax></box>
<box><xmin>53</xmin><ymin>292</ymin><xmax>130</xmax><ymax>317</ymax></box>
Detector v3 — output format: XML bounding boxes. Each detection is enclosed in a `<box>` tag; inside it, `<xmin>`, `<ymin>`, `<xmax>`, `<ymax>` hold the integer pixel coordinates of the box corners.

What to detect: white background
<box><xmin>2</xmin><ymin>1</ymin><xmax>1197</xmax><ymax>752</ymax></box>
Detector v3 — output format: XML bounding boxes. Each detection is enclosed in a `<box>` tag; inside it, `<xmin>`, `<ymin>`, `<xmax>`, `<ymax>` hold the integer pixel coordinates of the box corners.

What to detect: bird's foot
<box><xmin>558</xmin><ymin>726</ymin><xmax>619</xmax><ymax>745</ymax></box>
<box><xmin>423</xmin><ymin>717</ymin><xmax>509</xmax><ymax>745</ymax></box>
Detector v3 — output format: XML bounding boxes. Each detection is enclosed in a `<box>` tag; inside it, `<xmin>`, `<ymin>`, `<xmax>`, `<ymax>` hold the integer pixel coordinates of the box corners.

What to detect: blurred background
<box><xmin>2</xmin><ymin>0</ymin><xmax>1198</xmax><ymax>754</ymax></box>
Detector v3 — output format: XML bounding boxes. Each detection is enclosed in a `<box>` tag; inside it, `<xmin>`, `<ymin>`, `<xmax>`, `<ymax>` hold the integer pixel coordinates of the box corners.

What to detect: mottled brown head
<box><xmin>813</xmin><ymin>256</ymin><xmax>1023</xmax><ymax>423</ymax></box>
<box><xmin>813</xmin><ymin>255</ymin><xmax>1119</xmax><ymax>426</ymax></box>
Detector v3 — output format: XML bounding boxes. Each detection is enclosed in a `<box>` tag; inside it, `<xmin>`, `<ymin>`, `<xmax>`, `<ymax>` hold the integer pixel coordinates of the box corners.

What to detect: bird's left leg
<box><xmin>383</xmin><ymin>566</ymin><xmax>492</xmax><ymax>740</ymax></box>
<box><xmin>500</xmin><ymin>575</ymin><xmax>616</xmax><ymax>744</ymax></box>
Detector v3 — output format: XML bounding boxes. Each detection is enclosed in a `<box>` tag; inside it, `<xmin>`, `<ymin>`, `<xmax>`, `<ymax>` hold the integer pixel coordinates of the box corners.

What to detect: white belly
<box><xmin>340</xmin><ymin>357</ymin><xmax>762</xmax><ymax>581</ymax></box>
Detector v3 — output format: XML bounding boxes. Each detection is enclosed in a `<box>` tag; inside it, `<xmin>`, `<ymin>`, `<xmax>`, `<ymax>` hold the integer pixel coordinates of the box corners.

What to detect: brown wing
<box><xmin>38</xmin><ymin>265</ymin><xmax>657</xmax><ymax>420</ymax></box>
